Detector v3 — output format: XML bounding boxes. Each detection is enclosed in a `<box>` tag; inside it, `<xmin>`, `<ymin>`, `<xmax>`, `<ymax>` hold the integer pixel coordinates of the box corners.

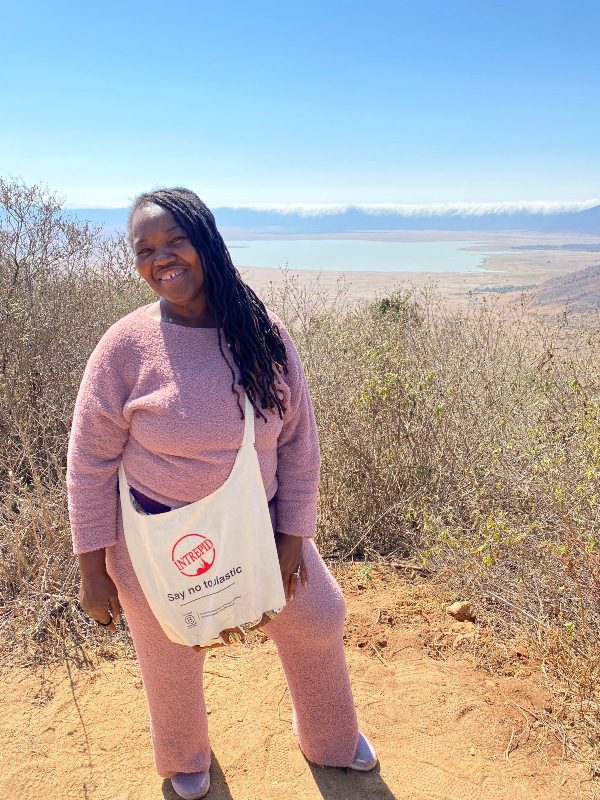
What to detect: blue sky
<box><xmin>2</xmin><ymin>0</ymin><xmax>599</xmax><ymax>208</ymax></box>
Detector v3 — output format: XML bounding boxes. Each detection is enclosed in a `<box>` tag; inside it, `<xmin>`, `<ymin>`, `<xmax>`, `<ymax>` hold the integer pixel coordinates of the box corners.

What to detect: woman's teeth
<box><xmin>159</xmin><ymin>269</ymin><xmax>185</xmax><ymax>282</ymax></box>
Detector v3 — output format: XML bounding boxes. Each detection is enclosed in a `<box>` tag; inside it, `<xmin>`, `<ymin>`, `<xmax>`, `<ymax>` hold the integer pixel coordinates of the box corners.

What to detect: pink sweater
<box><xmin>67</xmin><ymin>305</ymin><xmax>320</xmax><ymax>554</ymax></box>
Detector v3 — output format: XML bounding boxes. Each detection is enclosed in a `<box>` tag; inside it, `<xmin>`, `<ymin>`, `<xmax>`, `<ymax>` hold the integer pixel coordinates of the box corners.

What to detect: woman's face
<box><xmin>130</xmin><ymin>204</ymin><xmax>206</xmax><ymax>308</ymax></box>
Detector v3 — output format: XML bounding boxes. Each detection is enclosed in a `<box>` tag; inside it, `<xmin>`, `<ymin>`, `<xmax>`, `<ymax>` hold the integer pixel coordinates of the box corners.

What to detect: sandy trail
<box><xmin>1</xmin><ymin>566</ymin><xmax>596</xmax><ymax>800</ymax></box>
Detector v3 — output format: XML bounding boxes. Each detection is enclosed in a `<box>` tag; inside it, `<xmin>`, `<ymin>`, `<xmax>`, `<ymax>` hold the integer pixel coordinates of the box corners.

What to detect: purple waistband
<box><xmin>130</xmin><ymin>486</ymin><xmax>277</xmax><ymax>515</ymax></box>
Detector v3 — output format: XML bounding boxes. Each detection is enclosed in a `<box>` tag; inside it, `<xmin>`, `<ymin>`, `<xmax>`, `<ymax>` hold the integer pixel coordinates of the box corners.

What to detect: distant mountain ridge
<box><xmin>533</xmin><ymin>262</ymin><xmax>600</xmax><ymax>312</ymax></box>
<box><xmin>544</xmin><ymin>204</ymin><xmax>600</xmax><ymax>235</ymax></box>
<box><xmin>72</xmin><ymin>203</ymin><xmax>600</xmax><ymax>236</ymax></box>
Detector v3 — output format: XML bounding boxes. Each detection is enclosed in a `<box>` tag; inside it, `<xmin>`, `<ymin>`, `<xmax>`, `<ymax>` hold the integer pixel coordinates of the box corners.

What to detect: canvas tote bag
<box><xmin>118</xmin><ymin>393</ymin><xmax>286</xmax><ymax>646</ymax></box>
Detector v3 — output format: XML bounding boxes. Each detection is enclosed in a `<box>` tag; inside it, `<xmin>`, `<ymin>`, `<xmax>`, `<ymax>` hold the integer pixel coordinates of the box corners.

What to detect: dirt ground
<box><xmin>2</xmin><ymin>565</ymin><xmax>598</xmax><ymax>800</ymax></box>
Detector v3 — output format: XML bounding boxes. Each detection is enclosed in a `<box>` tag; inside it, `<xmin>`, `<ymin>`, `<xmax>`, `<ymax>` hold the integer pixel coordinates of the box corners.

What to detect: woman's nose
<box><xmin>153</xmin><ymin>245</ymin><xmax>176</xmax><ymax>266</ymax></box>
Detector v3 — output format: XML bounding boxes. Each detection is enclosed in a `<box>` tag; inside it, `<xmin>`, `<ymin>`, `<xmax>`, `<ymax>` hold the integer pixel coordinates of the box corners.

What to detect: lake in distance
<box><xmin>225</xmin><ymin>239</ymin><xmax>494</xmax><ymax>273</ymax></box>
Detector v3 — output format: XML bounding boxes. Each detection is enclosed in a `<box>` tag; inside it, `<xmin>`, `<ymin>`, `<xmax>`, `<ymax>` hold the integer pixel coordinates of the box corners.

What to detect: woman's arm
<box><xmin>67</xmin><ymin>323</ymin><xmax>134</xmax><ymax>625</ymax></box>
<box><xmin>269</xmin><ymin>315</ymin><xmax>320</xmax><ymax>599</ymax></box>
<box><xmin>67</xmin><ymin>324</ymin><xmax>133</xmax><ymax>554</ymax></box>
<box><xmin>272</xmin><ymin>317</ymin><xmax>321</xmax><ymax>540</ymax></box>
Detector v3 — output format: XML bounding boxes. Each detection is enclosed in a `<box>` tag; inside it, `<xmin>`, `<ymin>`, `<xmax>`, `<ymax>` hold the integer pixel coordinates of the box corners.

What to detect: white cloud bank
<box><xmin>67</xmin><ymin>199</ymin><xmax>600</xmax><ymax>217</ymax></box>
<box><xmin>222</xmin><ymin>200</ymin><xmax>600</xmax><ymax>217</ymax></box>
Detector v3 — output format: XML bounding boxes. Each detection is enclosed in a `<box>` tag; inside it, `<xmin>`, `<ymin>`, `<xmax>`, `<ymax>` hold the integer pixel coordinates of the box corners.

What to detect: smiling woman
<box><xmin>67</xmin><ymin>187</ymin><xmax>377</xmax><ymax>799</ymax></box>
<box><xmin>131</xmin><ymin>204</ymin><xmax>213</xmax><ymax>327</ymax></box>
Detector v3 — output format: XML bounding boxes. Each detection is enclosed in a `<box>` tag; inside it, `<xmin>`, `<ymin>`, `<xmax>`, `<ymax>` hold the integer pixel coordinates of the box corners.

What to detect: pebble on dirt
<box><xmin>446</xmin><ymin>601</ymin><xmax>476</xmax><ymax>622</ymax></box>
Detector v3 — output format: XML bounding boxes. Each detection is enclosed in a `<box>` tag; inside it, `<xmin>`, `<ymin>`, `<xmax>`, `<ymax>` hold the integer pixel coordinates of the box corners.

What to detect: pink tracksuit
<box><xmin>67</xmin><ymin>305</ymin><xmax>359</xmax><ymax>776</ymax></box>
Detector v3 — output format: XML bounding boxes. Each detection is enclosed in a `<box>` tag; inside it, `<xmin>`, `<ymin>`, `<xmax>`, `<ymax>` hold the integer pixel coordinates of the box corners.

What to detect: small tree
<box><xmin>0</xmin><ymin>177</ymin><xmax>147</xmax><ymax>484</ymax></box>
<box><xmin>0</xmin><ymin>178</ymin><xmax>150</xmax><ymax>660</ymax></box>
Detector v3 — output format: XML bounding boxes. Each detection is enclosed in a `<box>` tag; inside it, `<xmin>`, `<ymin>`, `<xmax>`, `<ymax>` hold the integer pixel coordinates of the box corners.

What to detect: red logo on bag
<box><xmin>171</xmin><ymin>534</ymin><xmax>216</xmax><ymax>577</ymax></box>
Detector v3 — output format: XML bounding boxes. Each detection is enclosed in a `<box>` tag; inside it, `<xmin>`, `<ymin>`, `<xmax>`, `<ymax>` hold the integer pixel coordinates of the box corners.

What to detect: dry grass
<box><xmin>0</xmin><ymin>179</ymin><xmax>145</xmax><ymax>664</ymax></box>
<box><xmin>2</xmin><ymin>179</ymin><xmax>600</xmax><ymax>773</ymax></box>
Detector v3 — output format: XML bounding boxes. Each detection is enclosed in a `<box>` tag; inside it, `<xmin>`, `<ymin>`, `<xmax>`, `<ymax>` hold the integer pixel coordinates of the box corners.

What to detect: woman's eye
<box><xmin>171</xmin><ymin>236</ymin><xmax>186</xmax><ymax>245</ymax></box>
<box><xmin>136</xmin><ymin>249</ymin><xmax>151</xmax><ymax>258</ymax></box>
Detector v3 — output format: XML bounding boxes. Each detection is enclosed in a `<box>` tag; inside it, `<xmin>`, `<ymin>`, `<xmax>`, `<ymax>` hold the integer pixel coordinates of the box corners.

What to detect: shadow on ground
<box><xmin>309</xmin><ymin>763</ymin><xmax>396</xmax><ymax>799</ymax></box>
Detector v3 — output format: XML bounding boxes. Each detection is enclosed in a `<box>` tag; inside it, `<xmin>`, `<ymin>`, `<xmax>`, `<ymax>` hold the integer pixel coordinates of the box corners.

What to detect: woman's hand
<box><xmin>191</xmin><ymin>532</ymin><xmax>308</xmax><ymax>649</ymax></box>
<box><xmin>275</xmin><ymin>531</ymin><xmax>308</xmax><ymax>602</ymax></box>
<box><xmin>78</xmin><ymin>549</ymin><xmax>121</xmax><ymax>633</ymax></box>
<box><xmin>192</xmin><ymin>626</ymin><xmax>246</xmax><ymax>651</ymax></box>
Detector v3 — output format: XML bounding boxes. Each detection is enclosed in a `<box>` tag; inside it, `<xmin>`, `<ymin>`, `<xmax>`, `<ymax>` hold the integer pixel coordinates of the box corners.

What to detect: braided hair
<box><xmin>128</xmin><ymin>188</ymin><xmax>288</xmax><ymax>421</ymax></box>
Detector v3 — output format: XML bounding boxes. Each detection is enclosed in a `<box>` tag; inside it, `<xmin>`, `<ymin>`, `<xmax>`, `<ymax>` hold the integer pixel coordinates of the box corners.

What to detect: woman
<box><xmin>67</xmin><ymin>188</ymin><xmax>377</xmax><ymax>799</ymax></box>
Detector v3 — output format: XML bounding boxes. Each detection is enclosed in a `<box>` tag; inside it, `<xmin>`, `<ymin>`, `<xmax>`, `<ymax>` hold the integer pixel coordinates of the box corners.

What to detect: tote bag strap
<box><xmin>241</xmin><ymin>392</ymin><xmax>255</xmax><ymax>446</ymax></box>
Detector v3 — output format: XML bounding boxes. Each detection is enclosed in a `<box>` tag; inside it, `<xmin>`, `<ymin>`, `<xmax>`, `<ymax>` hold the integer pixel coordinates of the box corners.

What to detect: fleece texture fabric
<box><xmin>66</xmin><ymin>304</ymin><xmax>359</xmax><ymax>771</ymax></box>
<box><xmin>67</xmin><ymin>305</ymin><xmax>321</xmax><ymax>554</ymax></box>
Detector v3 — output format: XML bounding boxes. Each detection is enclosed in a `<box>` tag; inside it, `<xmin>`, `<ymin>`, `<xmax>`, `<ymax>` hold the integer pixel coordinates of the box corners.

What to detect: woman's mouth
<box><xmin>157</xmin><ymin>268</ymin><xmax>186</xmax><ymax>283</ymax></box>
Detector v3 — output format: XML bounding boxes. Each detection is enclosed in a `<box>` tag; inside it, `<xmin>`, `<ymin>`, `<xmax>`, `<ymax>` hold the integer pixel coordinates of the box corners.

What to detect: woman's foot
<box><xmin>349</xmin><ymin>732</ymin><xmax>378</xmax><ymax>771</ymax></box>
<box><xmin>171</xmin><ymin>771</ymin><xmax>210</xmax><ymax>799</ymax></box>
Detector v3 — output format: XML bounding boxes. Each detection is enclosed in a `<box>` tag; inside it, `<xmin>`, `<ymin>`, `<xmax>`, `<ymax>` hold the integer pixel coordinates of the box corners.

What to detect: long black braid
<box><xmin>128</xmin><ymin>188</ymin><xmax>288</xmax><ymax>421</ymax></box>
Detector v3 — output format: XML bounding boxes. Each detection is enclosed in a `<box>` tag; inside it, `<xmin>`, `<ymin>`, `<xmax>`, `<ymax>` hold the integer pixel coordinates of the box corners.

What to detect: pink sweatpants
<box><xmin>106</xmin><ymin>512</ymin><xmax>359</xmax><ymax>778</ymax></box>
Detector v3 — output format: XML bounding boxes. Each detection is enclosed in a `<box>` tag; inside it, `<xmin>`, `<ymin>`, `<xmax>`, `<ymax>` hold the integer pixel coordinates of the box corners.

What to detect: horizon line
<box><xmin>66</xmin><ymin>199</ymin><xmax>600</xmax><ymax>217</ymax></box>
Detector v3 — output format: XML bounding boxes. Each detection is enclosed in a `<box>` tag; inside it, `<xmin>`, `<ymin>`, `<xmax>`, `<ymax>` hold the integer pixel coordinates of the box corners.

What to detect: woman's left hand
<box><xmin>275</xmin><ymin>531</ymin><xmax>308</xmax><ymax>602</ymax></box>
